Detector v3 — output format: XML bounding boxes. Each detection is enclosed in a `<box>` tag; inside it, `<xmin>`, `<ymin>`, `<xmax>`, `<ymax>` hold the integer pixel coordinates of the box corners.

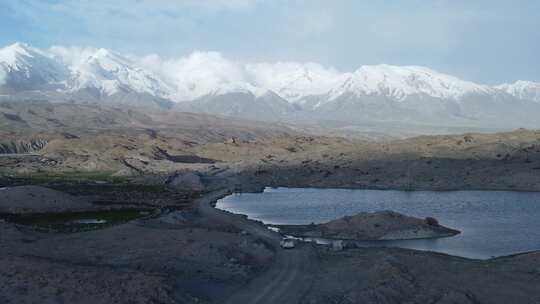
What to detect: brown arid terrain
<box><xmin>1</xmin><ymin>101</ymin><xmax>540</xmax><ymax>303</ymax></box>
<box><xmin>3</xmin><ymin>101</ymin><xmax>540</xmax><ymax>192</ymax></box>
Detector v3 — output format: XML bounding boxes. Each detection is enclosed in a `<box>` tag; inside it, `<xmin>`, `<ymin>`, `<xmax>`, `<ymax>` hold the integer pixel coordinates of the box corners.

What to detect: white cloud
<box><xmin>50</xmin><ymin>46</ymin><xmax>247</xmax><ymax>100</ymax></box>
<box><xmin>138</xmin><ymin>51</ymin><xmax>253</xmax><ymax>100</ymax></box>
<box><xmin>136</xmin><ymin>51</ymin><xmax>344</xmax><ymax>101</ymax></box>
<box><xmin>49</xmin><ymin>46</ymin><xmax>101</xmax><ymax>66</ymax></box>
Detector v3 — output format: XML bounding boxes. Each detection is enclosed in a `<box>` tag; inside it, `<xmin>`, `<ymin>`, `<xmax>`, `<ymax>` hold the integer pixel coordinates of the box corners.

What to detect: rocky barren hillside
<box><xmin>0</xmin><ymin>100</ymin><xmax>298</xmax><ymax>174</ymax></box>
<box><xmin>1</xmin><ymin>100</ymin><xmax>540</xmax><ymax>193</ymax></box>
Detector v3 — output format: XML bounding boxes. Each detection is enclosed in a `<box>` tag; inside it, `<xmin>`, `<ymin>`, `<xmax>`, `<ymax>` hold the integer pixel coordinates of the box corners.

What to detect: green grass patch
<box><xmin>1</xmin><ymin>209</ymin><xmax>149</xmax><ymax>232</ymax></box>
<box><xmin>6</xmin><ymin>171</ymin><xmax>170</xmax><ymax>188</ymax></box>
<box><xmin>1</xmin><ymin>171</ymin><xmax>171</xmax><ymax>196</ymax></box>
<box><xmin>9</xmin><ymin>171</ymin><xmax>128</xmax><ymax>185</ymax></box>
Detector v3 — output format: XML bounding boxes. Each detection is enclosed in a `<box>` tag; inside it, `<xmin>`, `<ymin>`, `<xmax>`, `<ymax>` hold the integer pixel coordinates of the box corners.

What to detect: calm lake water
<box><xmin>216</xmin><ymin>187</ymin><xmax>540</xmax><ymax>259</ymax></box>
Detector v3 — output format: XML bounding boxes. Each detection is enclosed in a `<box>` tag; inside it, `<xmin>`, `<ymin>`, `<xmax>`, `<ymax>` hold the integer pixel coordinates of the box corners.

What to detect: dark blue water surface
<box><xmin>216</xmin><ymin>187</ymin><xmax>540</xmax><ymax>259</ymax></box>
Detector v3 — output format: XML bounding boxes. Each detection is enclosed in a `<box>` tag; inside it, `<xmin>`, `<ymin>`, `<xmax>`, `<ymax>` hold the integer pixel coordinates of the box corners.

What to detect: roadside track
<box><xmin>194</xmin><ymin>189</ymin><xmax>316</xmax><ymax>304</ymax></box>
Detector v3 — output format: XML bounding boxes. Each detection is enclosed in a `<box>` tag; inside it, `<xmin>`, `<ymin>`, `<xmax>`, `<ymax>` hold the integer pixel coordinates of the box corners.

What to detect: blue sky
<box><xmin>1</xmin><ymin>0</ymin><xmax>539</xmax><ymax>84</ymax></box>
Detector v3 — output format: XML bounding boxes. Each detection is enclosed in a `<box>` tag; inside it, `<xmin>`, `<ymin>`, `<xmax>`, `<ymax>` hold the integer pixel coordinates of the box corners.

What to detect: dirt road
<box><xmin>195</xmin><ymin>190</ymin><xmax>316</xmax><ymax>304</ymax></box>
<box><xmin>224</xmin><ymin>245</ymin><xmax>314</xmax><ymax>304</ymax></box>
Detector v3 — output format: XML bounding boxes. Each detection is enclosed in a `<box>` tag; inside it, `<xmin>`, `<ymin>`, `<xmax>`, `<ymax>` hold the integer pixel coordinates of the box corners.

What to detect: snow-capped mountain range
<box><xmin>2</xmin><ymin>42</ymin><xmax>540</xmax><ymax>129</ymax></box>
<box><xmin>496</xmin><ymin>81</ymin><xmax>540</xmax><ymax>103</ymax></box>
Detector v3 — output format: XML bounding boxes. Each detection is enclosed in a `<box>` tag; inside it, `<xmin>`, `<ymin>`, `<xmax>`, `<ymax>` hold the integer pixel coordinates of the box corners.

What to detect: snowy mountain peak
<box><xmin>92</xmin><ymin>48</ymin><xmax>113</xmax><ymax>58</ymax></box>
<box><xmin>207</xmin><ymin>82</ymin><xmax>269</xmax><ymax>98</ymax></box>
<box><xmin>246</xmin><ymin>62</ymin><xmax>346</xmax><ymax>102</ymax></box>
<box><xmin>0</xmin><ymin>42</ymin><xmax>38</xmax><ymax>64</ymax></box>
<box><xmin>3</xmin><ymin>42</ymin><xmax>540</xmax><ymax>122</ymax></box>
<box><xmin>85</xmin><ymin>48</ymin><xmax>132</xmax><ymax>67</ymax></box>
<box><xmin>328</xmin><ymin>64</ymin><xmax>493</xmax><ymax>102</ymax></box>
<box><xmin>4</xmin><ymin>42</ymin><xmax>540</xmax><ymax>129</ymax></box>
<box><xmin>496</xmin><ymin>80</ymin><xmax>540</xmax><ymax>102</ymax></box>
<box><xmin>0</xmin><ymin>42</ymin><xmax>67</xmax><ymax>87</ymax></box>
<box><xmin>48</xmin><ymin>46</ymin><xmax>174</xmax><ymax>98</ymax></box>
<box><xmin>0</xmin><ymin>42</ymin><xmax>60</xmax><ymax>70</ymax></box>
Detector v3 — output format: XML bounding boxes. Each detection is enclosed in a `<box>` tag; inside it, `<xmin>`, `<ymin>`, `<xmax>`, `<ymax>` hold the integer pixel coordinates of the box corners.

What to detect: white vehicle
<box><xmin>280</xmin><ymin>238</ymin><xmax>296</xmax><ymax>249</ymax></box>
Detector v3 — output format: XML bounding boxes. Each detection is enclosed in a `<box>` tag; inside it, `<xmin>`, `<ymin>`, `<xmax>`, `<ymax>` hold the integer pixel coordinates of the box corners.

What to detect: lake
<box><xmin>216</xmin><ymin>187</ymin><xmax>540</xmax><ymax>259</ymax></box>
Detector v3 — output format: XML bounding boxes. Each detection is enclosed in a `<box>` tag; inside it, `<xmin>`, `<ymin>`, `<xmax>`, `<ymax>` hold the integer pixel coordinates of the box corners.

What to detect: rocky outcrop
<box><xmin>0</xmin><ymin>138</ymin><xmax>48</xmax><ymax>154</ymax></box>
<box><xmin>165</xmin><ymin>171</ymin><xmax>205</xmax><ymax>191</ymax></box>
<box><xmin>153</xmin><ymin>147</ymin><xmax>216</xmax><ymax>163</ymax></box>
<box><xmin>277</xmin><ymin>211</ymin><xmax>460</xmax><ymax>241</ymax></box>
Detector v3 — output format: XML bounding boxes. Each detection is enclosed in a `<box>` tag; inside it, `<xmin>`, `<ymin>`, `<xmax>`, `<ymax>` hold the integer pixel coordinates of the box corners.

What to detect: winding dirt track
<box><xmin>195</xmin><ymin>190</ymin><xmax>316</xmax><ymax>304</ymax></box>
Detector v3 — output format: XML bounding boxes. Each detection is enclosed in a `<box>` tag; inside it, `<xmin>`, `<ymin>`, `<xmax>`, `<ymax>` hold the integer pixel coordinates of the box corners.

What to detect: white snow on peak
<box><xmin>496</xmin><ymin>80</ymin><xmax>540</xmax><ymax>102</ymax></box>
<box><xmin>2</xmin><ymin>42</ymin><xmax>540</xmax><ymax>107</ymax></box>
<box><xmin>0</xmin><ymin>42</ymin><xmax>35</xmax><ymax>66</ymax></box>
<box><xmin>246</xmin><ymin>62</ymin><xmax>346</xmax><ymax>102</ymax></box>
<box><xmin>327</xmin><ymin>64</ymin><xmax>494</xmax><ymax>102</ymax></box>
<box><xmin>0</xmin><ymin>42</ymin><xmax>66</xmax><ymax>84</ymax></box>
<box><xmin>49</xmin><ymin>46</ymin><xmax>174</xmax><ymax>97</ymax></box>
<box><xmin>207</xmin><ymin>82</ymin><xmax>269</xmax><ymax>98</ymax></box>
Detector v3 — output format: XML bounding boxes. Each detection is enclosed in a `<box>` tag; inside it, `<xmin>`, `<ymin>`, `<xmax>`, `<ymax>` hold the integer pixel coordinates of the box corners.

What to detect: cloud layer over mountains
<box><xmin>3</xmin><ymin>42</ymin><xmax>539</xmax><ymax>103</ymax></box>
<box><xmin>2</xmin><ymin>42</ymin><xmax>540</xmax><ymax>132</ymax></box>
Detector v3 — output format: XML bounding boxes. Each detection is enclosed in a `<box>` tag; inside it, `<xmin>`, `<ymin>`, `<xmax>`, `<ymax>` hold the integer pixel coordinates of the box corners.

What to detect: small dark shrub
<box><xmin>425</xmin><ymin>217</ymin><xmax>439</xmax><ymax>226</ymax></box>
<box><xmin>3</xmin><ymin>113</ymin><xmax>25</xmax><ymax>123</ymax></box>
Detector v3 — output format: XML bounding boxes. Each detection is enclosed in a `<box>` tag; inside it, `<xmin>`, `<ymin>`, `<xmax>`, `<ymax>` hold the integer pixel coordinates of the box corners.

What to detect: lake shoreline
<box><xmin>217</xmin><ymin>186</ymin><xmax>540</xmax><ymax>259</ymax></box>
<box><xmin>2</xmin><ymin>178</ymin><xmax>540</xmax><ymax>303</ymax></box>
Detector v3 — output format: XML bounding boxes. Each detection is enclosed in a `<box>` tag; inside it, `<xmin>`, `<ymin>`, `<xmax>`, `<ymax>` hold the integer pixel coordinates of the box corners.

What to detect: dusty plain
<box><xmin>1</xmin><ymin>101</ymin><xmax>540</xmax><ymax>303</ymax></box>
